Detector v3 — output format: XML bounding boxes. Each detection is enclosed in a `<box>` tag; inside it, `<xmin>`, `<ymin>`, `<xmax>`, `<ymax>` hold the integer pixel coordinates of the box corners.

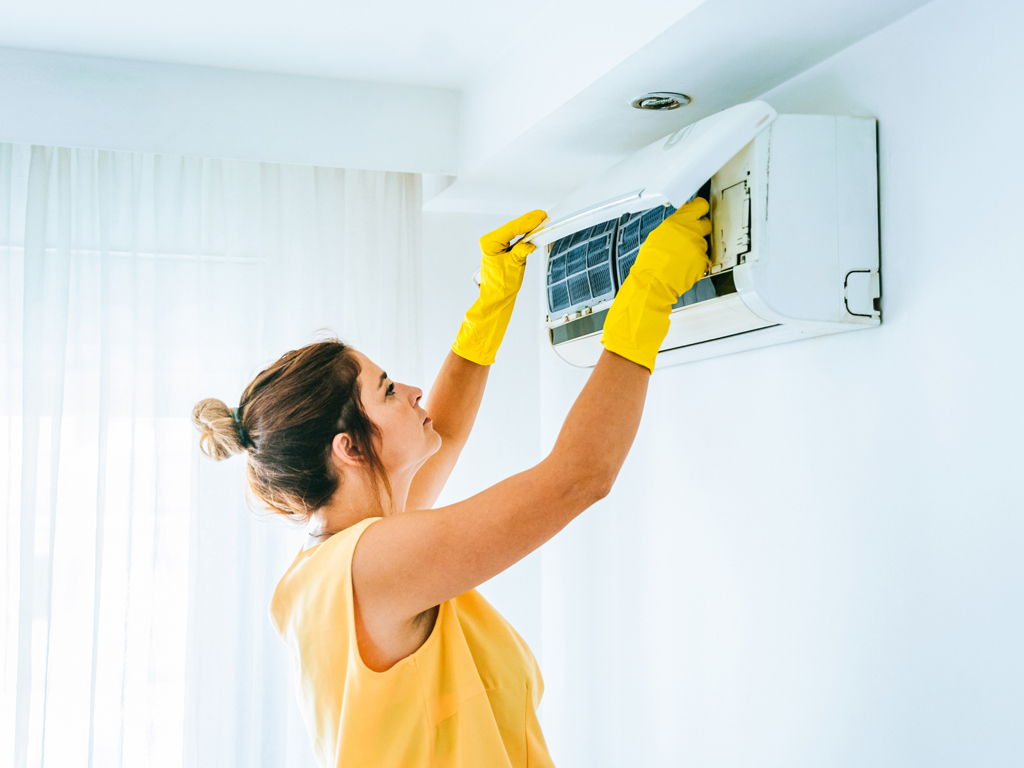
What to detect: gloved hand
<box><xmin>452</xmin><ymin>209</ymin><xmax>548</xmax><ymax>365</ymax></box>
<box><xmin>601</xmin><ymin>198</ymin><xmax>712</xmax><ymax>372</ymax></box>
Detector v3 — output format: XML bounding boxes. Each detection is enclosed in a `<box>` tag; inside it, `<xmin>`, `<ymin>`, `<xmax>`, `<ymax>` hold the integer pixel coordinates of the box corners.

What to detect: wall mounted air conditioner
<box><xmin>521</xmin><ymin>100</ymin><xmax>880</xmax><ymax>369</ymax></box>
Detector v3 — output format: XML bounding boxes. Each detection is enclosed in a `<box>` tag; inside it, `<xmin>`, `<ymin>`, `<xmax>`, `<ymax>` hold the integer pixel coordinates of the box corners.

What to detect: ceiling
<box><xmin>0</xmin><ymin>0</ymin><xmax>938</xmax><ymax>211</ymax></box>
<box><xmin>433</xmin><ymin>0</ymin><xmax>936</xmax><ymax>211</ymax></box>
<box><xmin>0</xmin><ymin>0</ymin><xmax>697</xmax><ymax>89</ymax></box>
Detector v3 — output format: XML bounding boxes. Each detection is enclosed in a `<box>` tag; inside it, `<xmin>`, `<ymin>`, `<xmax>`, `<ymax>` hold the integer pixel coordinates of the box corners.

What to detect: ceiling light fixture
<box><xmin>630</xmin><ymin>92</ymin><xmax>691</xmax><ymax>111</ymax></box>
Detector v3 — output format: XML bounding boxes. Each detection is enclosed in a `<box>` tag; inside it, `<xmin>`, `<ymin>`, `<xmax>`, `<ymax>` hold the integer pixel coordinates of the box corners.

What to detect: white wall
<box><xmin>535</xmin><ymin>0</ymin><xmax>1024</xmax><ymax>765</ymax></box>
<box><xmin>0</xmin><ymin>46</ymin><xmax>458</xmax><ymax>174</ymax></box>
<box><xmin>419</xmin><ymin>211</ymin><xmax>545</xmax><ymax>659</ymax></box>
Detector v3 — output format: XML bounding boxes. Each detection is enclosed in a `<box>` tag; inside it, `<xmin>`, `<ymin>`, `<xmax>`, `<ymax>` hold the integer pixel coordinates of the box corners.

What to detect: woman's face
<box><xmin>352</xmin><ymin>350</ymin><xmax>441</xmax><ymax>475</ymax></box>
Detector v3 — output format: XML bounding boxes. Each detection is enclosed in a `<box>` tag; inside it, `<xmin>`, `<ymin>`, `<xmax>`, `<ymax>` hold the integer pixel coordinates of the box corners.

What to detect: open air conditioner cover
<box><xmin>524</xmin><ymin>101</ymin><xmax>777</xmax><ymax>249</ymax></box>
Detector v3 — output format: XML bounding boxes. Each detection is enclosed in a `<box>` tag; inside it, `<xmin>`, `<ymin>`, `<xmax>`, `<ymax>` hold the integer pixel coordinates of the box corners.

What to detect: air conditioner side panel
<box><xmin>837</xmin><ymin>117</ymin><xmax>881</xmax><ymax>321</ymax></box>
<box><xmin>740</xmin><ymin>115</ymin><xmax>880</xmax><ymax>327</ymax></box>
<box><xmin>746</xmin><ymin>116</ymin><xmax>841</xmax><ymax>323</ymax></box>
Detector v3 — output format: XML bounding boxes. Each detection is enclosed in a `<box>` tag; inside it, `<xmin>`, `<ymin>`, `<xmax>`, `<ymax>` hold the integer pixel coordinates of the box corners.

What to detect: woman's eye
<box><xmin>386</xmin><ymin>383</ymin><xmax>395</xmax><ymax>397</ymax></box>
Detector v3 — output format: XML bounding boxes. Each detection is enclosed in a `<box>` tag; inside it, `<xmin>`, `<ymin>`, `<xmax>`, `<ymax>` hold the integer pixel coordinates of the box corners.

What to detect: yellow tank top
<box><xmin>269</xmin><ymin>516</ymin><xmax>556</xmax><ymax>768</ymax></box>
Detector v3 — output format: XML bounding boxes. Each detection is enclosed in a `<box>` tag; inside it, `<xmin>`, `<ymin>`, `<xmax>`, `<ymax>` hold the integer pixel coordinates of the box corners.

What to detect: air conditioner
<box><xmin>522</xmin><ymin>100</ymin><xmax>880</xmax><ymax>369</ymax></box>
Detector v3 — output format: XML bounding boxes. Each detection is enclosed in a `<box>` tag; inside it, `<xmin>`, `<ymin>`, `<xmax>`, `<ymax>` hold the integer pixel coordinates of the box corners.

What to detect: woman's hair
<box><xmin>191</xmin><ymin>338</ymin><xmax>392</xmax><ymax>522</ymax></box>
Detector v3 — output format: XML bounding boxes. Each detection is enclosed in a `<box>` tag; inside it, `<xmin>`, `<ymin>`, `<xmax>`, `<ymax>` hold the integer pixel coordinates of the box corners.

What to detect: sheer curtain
<box><xmin>0</xmin><ymin>144</ymin><xmax>423</xmax><ymax>768</ymax></box>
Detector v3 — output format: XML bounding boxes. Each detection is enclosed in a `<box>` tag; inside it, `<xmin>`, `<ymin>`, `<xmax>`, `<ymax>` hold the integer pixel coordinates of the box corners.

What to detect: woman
<box><xmin>192</xmin><ymin>198</ymin><xmax>712</xmax><ymax>767</ymax></box>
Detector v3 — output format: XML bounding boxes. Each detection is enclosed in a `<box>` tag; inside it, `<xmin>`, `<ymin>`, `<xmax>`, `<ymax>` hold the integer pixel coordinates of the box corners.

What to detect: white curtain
<box><xmin>0</xmin><ymin>143</ymin><xmax>423</xmax><ymax>768</ymax></box>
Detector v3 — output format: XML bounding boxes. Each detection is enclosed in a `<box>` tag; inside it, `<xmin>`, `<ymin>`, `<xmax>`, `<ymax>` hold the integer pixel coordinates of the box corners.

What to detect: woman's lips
<box><xmin>423</xmin><ymin>416</ymin><xmax>432</xmax><ymax>425</ymax></box>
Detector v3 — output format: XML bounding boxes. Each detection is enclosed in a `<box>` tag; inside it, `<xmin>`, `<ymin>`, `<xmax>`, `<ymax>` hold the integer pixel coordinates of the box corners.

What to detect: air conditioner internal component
<box><xmin>524</xmin><ymin>100</ymin><xmax>880</xmax><ymax>369</ymax></box>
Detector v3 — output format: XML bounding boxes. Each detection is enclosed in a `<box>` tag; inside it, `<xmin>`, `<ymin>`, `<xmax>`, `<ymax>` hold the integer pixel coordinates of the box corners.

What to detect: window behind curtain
<box><xmin>0</xmin><ymin>144</ymin><xmax>423</xmax><ymax>768</ymax></box>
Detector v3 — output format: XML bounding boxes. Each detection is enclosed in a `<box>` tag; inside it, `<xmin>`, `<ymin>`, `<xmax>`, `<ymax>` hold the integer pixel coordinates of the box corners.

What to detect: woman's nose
<box><xmin>407</xmin><ymin>385</ymin><xmax>423</xmax><ymax>405</ymax></box>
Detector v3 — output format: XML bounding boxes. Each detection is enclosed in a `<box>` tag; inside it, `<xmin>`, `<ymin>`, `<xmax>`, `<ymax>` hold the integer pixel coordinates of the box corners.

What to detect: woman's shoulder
<box><xmin>301</xmin><ymin>515</ymin><xmax>383</xmax><ymax>552</ymax></box>
<box><xmin>270</xmin><ymin>516</ymin><xmax>384</xmax><ymax>640</ymax></box>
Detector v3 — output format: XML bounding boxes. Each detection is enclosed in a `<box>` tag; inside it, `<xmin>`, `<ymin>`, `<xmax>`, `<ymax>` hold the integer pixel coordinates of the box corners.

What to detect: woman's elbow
<box><xmin>544</xmin><ymin>453</ymin><xmax>616</xmax><ymax>507</ymax></box>
<box><xmin>580</xmin><ymin>464</ymin><xmax>616</xmax><ymax>504</ymax></box>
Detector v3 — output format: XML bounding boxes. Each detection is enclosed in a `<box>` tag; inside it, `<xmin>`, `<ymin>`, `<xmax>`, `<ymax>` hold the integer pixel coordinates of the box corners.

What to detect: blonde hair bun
<box><xmin>192</xmin><ymin>398</ymin><xmax>245</xmax><ymax>461</ymax></box>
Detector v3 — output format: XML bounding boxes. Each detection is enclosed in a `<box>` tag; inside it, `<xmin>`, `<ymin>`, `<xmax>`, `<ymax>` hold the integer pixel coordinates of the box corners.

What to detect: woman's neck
<box><xmin>308</xmin><ymin>465</ymin><xmax>414</xmax><ymax>537</ymax></box>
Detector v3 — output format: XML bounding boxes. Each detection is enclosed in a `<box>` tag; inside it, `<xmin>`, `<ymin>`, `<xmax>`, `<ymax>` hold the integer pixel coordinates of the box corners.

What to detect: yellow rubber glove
<box><xmin>601</xmin><ymin>198</ymin><xmax>712</xmax><ymax>373</ymax></box>
<box><xmin>452</xmin><ymin>209</ymin><xmax>548</xmax><ymax>365</ymax></box>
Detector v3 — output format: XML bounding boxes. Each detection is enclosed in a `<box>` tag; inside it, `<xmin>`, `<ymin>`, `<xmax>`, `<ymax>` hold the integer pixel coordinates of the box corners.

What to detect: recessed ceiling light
<box><xmin>630</xmin><ymin>92</ymin><xmax>691</xmax><ymax>111</ymax></box>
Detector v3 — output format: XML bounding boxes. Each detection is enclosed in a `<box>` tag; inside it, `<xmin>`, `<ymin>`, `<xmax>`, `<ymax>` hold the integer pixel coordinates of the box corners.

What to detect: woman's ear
<box><xmin>331</xmin><ymin>432</ymin><xmax>364</xmax><ymax>468</ymax></box>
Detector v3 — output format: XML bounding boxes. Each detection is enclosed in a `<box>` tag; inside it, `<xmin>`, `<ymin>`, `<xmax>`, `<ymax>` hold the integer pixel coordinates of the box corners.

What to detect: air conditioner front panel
<box><xmin>551</xmin><ymin>293</ymin><xmax>775</xmax><ymax>368</ymax></box>
<box><xmin>662</xmin><ymin>293</ymin><xmax>774</xmax><ymax>349</ymax></box>
<box><xmin>526</xmin><ymin>101</ymin><xmax>777</xmax><ymax>249</ymax></box>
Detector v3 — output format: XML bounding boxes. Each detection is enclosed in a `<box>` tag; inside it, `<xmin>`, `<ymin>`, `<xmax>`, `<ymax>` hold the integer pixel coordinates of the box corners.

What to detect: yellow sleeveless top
<box><xmin>269</xmin><ymin>516</ymin><xmax>555</xmax><ymax>768</ymax></box>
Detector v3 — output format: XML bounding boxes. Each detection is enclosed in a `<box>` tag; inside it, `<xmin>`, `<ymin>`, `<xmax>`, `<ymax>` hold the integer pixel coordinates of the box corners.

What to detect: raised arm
<box><xmin>407</xmin><ymin>210</ymin><xmax>546</xmax><ymax>511</ymax></box>
<box><xmin>358</xmin><ymin>199</ymin><xmax>712</xmax><ymax>625</ymax></box>
<box><xmin>405</xmin><ymin>353</ymin><xmax>488</xmax><ymax>510</ymax></box>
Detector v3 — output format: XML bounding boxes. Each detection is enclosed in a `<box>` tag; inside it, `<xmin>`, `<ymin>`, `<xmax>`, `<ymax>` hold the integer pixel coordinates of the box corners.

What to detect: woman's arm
<box><xmin>356</xmin><ymin>348</ymin><xmax>649</xmax><ymax>624</ymax></box>
<box><xmin>353</xmin><ymin>200</ymin><xmax>712</xmax><ymax>626</ymax></box>
<box><xmin>405</xmin><ymin>209</ymin><xmax>547</xmax><ymax>510</ymax></box>
<box><xmin>405</xmin><ymin>352</ymin><xmax>489</xmax><ymax>510</ymax></box>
